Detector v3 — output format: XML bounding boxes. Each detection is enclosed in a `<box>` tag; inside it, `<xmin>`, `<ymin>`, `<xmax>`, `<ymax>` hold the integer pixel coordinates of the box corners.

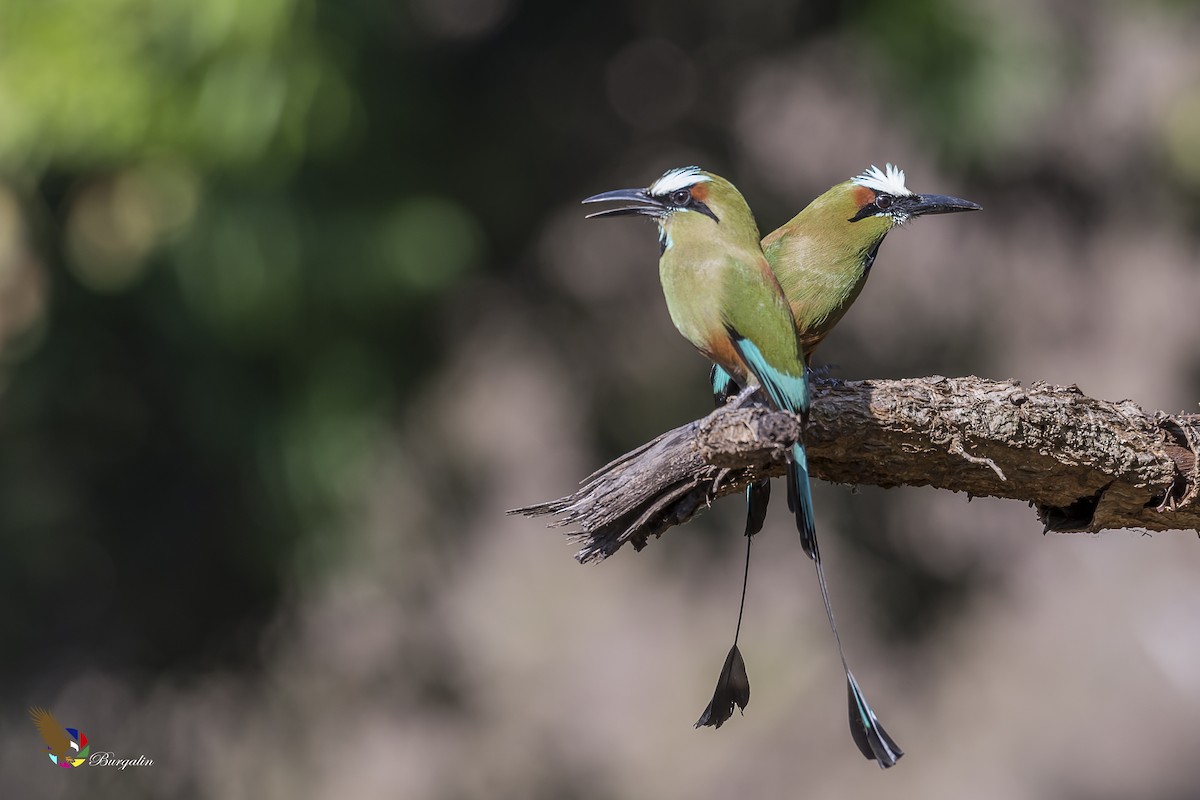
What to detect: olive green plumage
<box><xmin>763</xmin><ymin>165</ymin><xmax>981</xmax><ymax>358</ymax></box>
<box><xmin>583</xmin><ymin>166</ymin><xmax>906</xmax><ymax>767</ymax></box>
<box><xmin>763</xmin><ymin>180</ymin><xmax>893</xmax><ymax>356</ymax></box>
<box><xmin>656</xmin><ymin>174</ymin><xmax>807</xmax><ymax>397</ymax></box>
<box><xmin>584</xmin><ymin>164</ymin><xmax>981</xmax><ymax>767</ymax></box>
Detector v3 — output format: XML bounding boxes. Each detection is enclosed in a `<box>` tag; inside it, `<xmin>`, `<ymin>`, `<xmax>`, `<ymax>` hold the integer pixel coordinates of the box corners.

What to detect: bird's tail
<box><xmin>709</xmin><ymin>364</ymin><xmax>738</xmax><ymax>408</ymax></box>
<box><xmin>788</xmin><ymin>442</ymin><xmax>818</xmax><ymax>559</ymax></box>
<box><xmin>846</xmin><ymin>671</ymin><xmax>904</xmax><ymax>767</ymax></box>
<box><xmin>711</xmin><ymin>363</ymin><xmax>771</xmax><ymax>540</ymax></box>
<box><xmin>695</xmin><ymin>364</ymin><xmax>770</xmax><ymax>730</ymax></box>
<box><xmin>789</xmin><ymin>441</ymin><xmax>903</xmax><ymax>769</ymax></box>
<box><xmin>744</xmin><ymin>479</ymin><xmax>770</xmax><ymax>538</ymax></box>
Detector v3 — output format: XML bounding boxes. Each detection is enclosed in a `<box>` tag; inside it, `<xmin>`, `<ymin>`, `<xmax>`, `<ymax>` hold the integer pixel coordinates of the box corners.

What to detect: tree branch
<box><xmin>511</xmin><ymin>376</ymin><xmax>1200</xmax><ymax>563</ymax></box>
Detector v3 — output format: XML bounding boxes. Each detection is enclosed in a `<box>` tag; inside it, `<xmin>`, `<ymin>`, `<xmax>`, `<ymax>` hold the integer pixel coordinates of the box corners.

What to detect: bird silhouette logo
<box><xmin>28</xmin><ymin>707</ymin><xmax>90</xmax><ymax>768</ymax></box>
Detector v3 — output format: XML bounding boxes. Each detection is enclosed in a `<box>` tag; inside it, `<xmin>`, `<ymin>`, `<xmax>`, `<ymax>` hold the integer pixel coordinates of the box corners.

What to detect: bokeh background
<box><xmin>3</xmin><ymin>0</ymin><xmax>1200</xmax><ymax>797</ymax></box>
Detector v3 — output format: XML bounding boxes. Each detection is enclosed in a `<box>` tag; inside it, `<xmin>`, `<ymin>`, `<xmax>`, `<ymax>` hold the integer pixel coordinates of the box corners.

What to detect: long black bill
<box><xmin>582</xmin><ymin>188</ymin><xmax>664</xmax><ymax>219</ymax></box>
<box><xmin>904</xmin><ymin>193</ymin><xmax>982</xmax><ymax>217</ymax></box>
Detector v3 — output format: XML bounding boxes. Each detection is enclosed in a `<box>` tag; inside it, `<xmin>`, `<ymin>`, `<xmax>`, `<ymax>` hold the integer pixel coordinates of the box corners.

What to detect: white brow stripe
<box><xmin>851</xmin><ymin>163</ymin><xmax>912</xmax><ymax>196</ymax></box>
<box><xmin>649</xmin><ymin>166</ymin><xmax>711</xmax><ymax>196</ymax></box>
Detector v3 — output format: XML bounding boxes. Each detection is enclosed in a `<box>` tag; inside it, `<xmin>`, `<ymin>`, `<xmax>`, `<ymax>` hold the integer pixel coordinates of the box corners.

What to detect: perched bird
<box><xmin>584</xmin><ymin>167</ymin><xmax>900</xmax><ymax>767</ymax></box>
<box><xmin>712</xmin><ymin>163</ymin><xmax>980</xmax><ymax>392</ymax></box>
<box><xmin>707</xmin><ymin>164</ymin><xmax>980</xmax><ymax>764</ymax></box>
<box><xmin>714</xmin><ymin>164</ymin><xmax>981</xmax><ymax>542</ymax></box>
<box><xmin>769</xmin><ymin>162</ymin><xmax>981</xmax><ymax>355</ymax></box>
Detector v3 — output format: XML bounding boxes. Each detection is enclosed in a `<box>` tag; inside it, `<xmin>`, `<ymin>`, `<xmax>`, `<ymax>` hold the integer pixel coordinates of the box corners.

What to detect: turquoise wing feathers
<box><xmin>724</xmin><ymin>329</ymin><xmax>818</xmax><ymax>559</ymax></box>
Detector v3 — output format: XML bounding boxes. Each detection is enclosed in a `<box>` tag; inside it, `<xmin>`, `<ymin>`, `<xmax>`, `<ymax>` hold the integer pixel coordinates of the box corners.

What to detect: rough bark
<box><xmin>511</xmin><ymin>376</ymin><xmax>1200</xmax><ymax>563</ymax></box>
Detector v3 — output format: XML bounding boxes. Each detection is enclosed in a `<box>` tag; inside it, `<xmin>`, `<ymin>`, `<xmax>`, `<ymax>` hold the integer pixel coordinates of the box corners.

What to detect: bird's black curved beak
<box><xmin>582</xmin><ymin>188</ymin><xmax>664</xmax><ymax>219</ymax></box>
<box><xmin>902</xmin><ymin>193</ymin><xmax>982</xmax><ymax>217</ymax></box>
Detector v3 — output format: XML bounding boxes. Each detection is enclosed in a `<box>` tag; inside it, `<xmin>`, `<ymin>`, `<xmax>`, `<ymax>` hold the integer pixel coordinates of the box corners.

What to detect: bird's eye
<box><xmin>875</xmin><ymin>193</ymin><xmax>893</xmax><ymax>210</ymax></box>
<box><xmin>670</xmin><ymin>188</ymin><xmax>692</xmax><ymax>206</ymax></box>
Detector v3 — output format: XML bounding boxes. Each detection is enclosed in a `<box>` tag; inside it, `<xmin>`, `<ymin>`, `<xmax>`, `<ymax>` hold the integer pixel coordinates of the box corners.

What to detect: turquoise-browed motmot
<box><xmin>715</xmin><ymin>164</ymin><xmax>981</xmax><ymax>551</ymax></box>
<box><xmin>721</xmin><ymin>163</ymin><xmax>981</xmax><ymax>381</ymax></box>
<box><xmin>711</xmin><ymin>164</ymin><xmax>979</xmax><ymax>763</ymax></box>
<box><xmin>584</xmin><ymin>167</ymin><xmax>902</xmax><ymax>768</ymax></box>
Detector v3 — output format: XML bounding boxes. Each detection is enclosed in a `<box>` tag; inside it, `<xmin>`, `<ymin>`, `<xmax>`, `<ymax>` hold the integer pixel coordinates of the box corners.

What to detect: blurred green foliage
<box><xmin>0</xmin><ymin>0</ymin><xmax>351</xmax><ymax>171</ymax></box>
<box><xmin>0</xmin><ymin>0</ymin><xmax>489</xmax><ymax>681</ymax></box>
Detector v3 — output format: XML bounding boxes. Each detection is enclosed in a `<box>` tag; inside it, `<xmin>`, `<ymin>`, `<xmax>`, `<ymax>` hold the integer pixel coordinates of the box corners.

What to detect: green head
<box><xmin>767</xmin><ymin>163</ymin><xmax>981</xmax><ymax>253</ymax></box>
<box><xmin>583</xmin><ymin>166</ymin><xmax>761</xmax><ymax>252</ymax></box>
<box><xmin>844</xmin><ymin>163</ymin><xmax>980</xmax><ymax>227</ymax></box>
<box><xmin>763</xmin><ymin>164</ymin><xmax>981</xmax><ymax>355</ymax></box>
